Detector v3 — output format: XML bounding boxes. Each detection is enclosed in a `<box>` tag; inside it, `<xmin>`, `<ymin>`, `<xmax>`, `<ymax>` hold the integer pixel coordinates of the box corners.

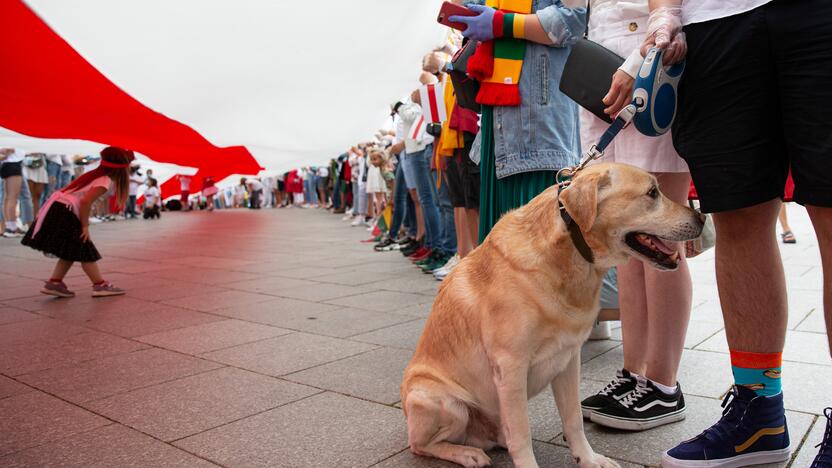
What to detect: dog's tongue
<box><xmin>649</xmin><ymin>235</ymin><xmax>677</xmax><ymax>255</ymax></box>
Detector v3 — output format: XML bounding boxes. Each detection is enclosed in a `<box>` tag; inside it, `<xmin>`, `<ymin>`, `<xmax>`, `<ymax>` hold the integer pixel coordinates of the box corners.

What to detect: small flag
<box><xmin>419</xmin><ymin>83</ymin><xmax>447</xmax><ymax>123</ymax></box>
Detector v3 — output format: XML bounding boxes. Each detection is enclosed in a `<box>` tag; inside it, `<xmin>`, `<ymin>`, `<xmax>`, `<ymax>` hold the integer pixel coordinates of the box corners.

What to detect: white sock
<box><xmin>6</xmin><ymin>221</ymin><xmax>16</xmax><ymax>230</ymax></box>
<box><xmin>650</xmin><ymin>379</ymin><xmax>678</xmax><ymax>395</ymax></box>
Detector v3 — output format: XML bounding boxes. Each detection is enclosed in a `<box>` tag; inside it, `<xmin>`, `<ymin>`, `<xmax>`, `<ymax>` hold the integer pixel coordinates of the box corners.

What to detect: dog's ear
<box><xmin>559</xmin><ymin>171</ymin><xmax>608</xmax><ymax>232</ymax></box>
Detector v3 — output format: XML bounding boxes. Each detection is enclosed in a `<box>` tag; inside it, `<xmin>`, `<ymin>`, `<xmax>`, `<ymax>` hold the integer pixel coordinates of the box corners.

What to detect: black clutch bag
<box><xmin>449</xmin><ymin>40</ymin><xmax>480</xmax><ymax>112</ymax></box>
<box><xmin>559</xmin><ymin>38</ymin><xmax>624</xmax><ymax>123</ymax></box>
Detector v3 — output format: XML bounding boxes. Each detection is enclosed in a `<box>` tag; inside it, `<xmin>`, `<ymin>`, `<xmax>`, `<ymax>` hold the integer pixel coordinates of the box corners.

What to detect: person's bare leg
<box><xmin>806</xmin><ymin>205</ymin><xmax>832</xmax><ymax>357</ymax></box>
<box><xmin>50</xmin><ymin>259</ymin><xmax>73</xmax><ymax>281</ymax></box>
<box><xmin>454</xmin><ymin>207</ymin><xmax>471</xmax><ymax>257</ymax></box>
<box><xmin>619</xmin><ymin>257</ymin><xmax>649</xmax><ymax>376</ymax></box>
<box><xmin>81</xmin><ymin>262</ymin><xmax>105</xmax><ymax>284</ymax></box>
<box><xmin>778</xmin><ymin>204</ymin><xmax>792</xmax><ymax>233</ymax></box>
<box><xmin>714</xmin><ymin>198</ymin><xmax>786</xmax><ymax>353</ymax></box>
<box><xmin>643</xmin><ymin>172</ymin><xmax>693</xmax><ymax>386</ymax></box>
<box><xmin>410</xmin><ymin>189</ymin><xmax>425</xmax><ymax>241</ymax></box>
<box><xmin>466</xmin><ymin>208</ymin><xmax>480</xmax><ymax>247</ymax></box>
<box><xmin>29</xmin><ymin>181</ymin><xmax>43</xmax><ymax>217</ymax></box>
<box><xmin>3</xmin><ymin>175</ymin><xmax>22</xmax><ymax>224</ymax></box>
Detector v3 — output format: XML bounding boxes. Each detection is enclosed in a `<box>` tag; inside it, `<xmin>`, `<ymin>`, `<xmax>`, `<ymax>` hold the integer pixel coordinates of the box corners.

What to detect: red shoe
<box><xmin>410</xmin><ymin>248</ymin><xmax>432</xmax><ymax>262</ymax></box>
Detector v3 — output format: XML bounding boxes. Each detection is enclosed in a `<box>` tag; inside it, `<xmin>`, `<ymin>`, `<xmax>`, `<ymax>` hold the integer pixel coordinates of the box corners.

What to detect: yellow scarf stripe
<box><xmin>483</xmin><ymin>58</ymin><xmax>524</xmax><ymax>85</ymax></box>
<box><xmin>512</xmin><ymin>14</ymin><xmax>526</xmax><ymax>39</ymax></box>
<box><xmin>485</xmin><ymin>0</ymin><xmax>532</xmax><ymax>13</ymax></box>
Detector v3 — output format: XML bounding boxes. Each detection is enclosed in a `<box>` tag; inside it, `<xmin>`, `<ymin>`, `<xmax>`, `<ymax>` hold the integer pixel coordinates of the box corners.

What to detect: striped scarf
<box><xmin>467</xmin><ymin>0</ymin><xmax>533</xmax><ymax>106</ymax></box>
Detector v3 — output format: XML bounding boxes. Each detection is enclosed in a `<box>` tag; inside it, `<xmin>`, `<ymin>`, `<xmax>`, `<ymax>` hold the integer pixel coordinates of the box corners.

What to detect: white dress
<box><xmin>22</xmin><ymin>154</ymin><xmax>49</xmax><ymax>184</ymax></box>
<box><xmin>580</xmin><ymin>0</ymin><xmax>688</xmax><ymax>173</ymax></box>
<box><xmin>365</xmin><ymin>165</ymin><xmax>386</xmax><ymax>193</ymax></box>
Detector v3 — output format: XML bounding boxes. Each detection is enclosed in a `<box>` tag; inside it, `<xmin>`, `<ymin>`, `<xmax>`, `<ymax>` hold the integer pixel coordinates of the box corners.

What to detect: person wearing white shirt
<box><xmin>643</xmin><ymin>1</ymin><xmax>832</xmax><ymax>467</ymax></box>
<box><xmin>126</xmin><ymin>166</ymin><xmax>143</xmax><ymax>218</ymax></box>
<box><xmin>246</xmin><ymin>178</ymin><xmax>264</xmax><ymax>209</ymax></box>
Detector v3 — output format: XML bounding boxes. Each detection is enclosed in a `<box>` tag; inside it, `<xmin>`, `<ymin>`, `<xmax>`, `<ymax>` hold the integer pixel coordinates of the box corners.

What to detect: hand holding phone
<box><xmin>437</xmin><ymin>1</ymin><xmax>477</xmax><ymax>31</ymax></box>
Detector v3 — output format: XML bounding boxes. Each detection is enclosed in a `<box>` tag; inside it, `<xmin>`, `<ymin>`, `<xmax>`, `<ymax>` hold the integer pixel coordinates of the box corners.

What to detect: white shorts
<box><xmin>580</xmin><ymin>10</ymin><xmax>688</xmax><ymax>174</ymax></box>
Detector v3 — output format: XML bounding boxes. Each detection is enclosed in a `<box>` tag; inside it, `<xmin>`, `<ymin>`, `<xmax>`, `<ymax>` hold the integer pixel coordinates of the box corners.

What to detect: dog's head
<box><xmin>558</xmin><ymin>163</ymin><xmax>705</xmax><ymax>271</ymax></box>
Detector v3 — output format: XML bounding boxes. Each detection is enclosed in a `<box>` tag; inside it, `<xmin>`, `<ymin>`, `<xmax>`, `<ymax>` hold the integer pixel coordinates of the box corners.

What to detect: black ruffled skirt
<box><xmin>21</xmin><ymin>202</ymin><xmax>102</xmax><ymax>262</ymax></box>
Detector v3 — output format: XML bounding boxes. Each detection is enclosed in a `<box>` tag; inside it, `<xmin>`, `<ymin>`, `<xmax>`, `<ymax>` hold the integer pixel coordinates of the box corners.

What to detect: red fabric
<box><xmin>476</xmin><ymin>82</ymin><xmax>521</xmax><ymax>106</ymax></box>
<box><xmin>449</xmin><ymin>104</ymin><xmax>480</xmax><ymax>135</ymax></box>
<box><xmin>492</xmin><ymin>10</ymin><xmax>506</xmax><ymax>39</ymax></box>
<box><xmin>467</xmin><ymin>41</ymin><xmax>494</xmax><ymax>82</ymax></box>
<box><xmin>0</xmin><ymin>0</ymin><xmax>261</xmax><ymax>198</ymax></box>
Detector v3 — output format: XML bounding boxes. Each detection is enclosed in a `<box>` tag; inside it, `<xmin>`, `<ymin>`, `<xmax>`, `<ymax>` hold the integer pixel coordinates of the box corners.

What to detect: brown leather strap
<box><xmin>559</xmin><ymin>201</ymin><xmax>594</xmax><ymax>264</ymax></box>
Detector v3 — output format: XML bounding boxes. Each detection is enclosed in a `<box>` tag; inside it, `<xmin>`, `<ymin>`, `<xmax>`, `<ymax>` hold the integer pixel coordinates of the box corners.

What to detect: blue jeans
<box><xmin>305</xmin><ymin>176</ymin><xmax>318</xmax><ymax>205</ymax></box>
<box><xmin>389</xmin><ymin>159</ymin><xmax>417</xmax><ymax>238</ymax></box>
<box><xmin>59</xmin><ymin>170</ymin><xmax>72</xmax><ymax>189</ymax></box>
<box><xmin>332</xmin><ymin>179</ymin><xmax>342</xmax><ymax>208</ymax></box>
<box><xmin>433</xmin><ymin>169</ymin><xmax>457</xmax><ymax>254</ymax></box>
<box><xmin>408</xmin><ymin>145</ymin><xmax>442</xmax><ymax>251</ymax></box>
<box><xmin>0</xmin><ymin>175</ymin><xmax>34</xmax><ymax>225</ymax></box>
<box><xmin>42</xmin><ymin>161</ymin><xmax>62</xmax><ymax>204</ymax></box>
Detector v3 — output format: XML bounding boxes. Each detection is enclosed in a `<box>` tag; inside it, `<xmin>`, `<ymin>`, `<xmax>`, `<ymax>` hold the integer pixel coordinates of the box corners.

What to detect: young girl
<box><xmin>366</xmin><ymin>147</ymin><xmax>389</xmax><ymax>218</ymax></box>
<box><xmin>143</xmin><ymin>177</ymin><xmax>161</xmax><ymax>219</ymax></box>
<box><xmin>21</xmin><ymin>146</ymin><xmax>133</xmax><ymax>298</ymax></box>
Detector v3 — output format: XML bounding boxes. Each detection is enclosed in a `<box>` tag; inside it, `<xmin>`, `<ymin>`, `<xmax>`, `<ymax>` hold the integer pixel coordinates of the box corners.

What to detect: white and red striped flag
<box><xmin>419</xmin><ymin>83</ymin><xmax>446</xmax><ymax>123</ymax></box>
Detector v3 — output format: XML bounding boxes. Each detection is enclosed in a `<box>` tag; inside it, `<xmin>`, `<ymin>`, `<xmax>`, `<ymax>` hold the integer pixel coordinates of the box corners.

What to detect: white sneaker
<box><xmin>350</xmin><ymin>217</ymin><xmax>363</xmax><ymax>227</ymax></box>
<box><xmin>342</xmin><ymin>213</ymin><xmax>354</xmax><ymax>221</ymax></box>
<box><xmin>433</xmin><ymin>254</ymin><xmax>460</xmax><ymax>280</ymax></box>
<box><xmin>589</xmin><ymin>321</ymin><xmax>611</xmax><ymax>341</ymax></box>
<box><xmin>89</xmin><ymin>217</ymin><xmax>103</xmax><ymax>224</ymax></box>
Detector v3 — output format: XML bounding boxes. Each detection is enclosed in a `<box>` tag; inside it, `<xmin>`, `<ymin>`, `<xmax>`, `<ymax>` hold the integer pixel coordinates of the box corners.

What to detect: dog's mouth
<box><xmin>625</xmin><ymin>232</ymin><xmax>680</xmax><ymax>270</ymax></box>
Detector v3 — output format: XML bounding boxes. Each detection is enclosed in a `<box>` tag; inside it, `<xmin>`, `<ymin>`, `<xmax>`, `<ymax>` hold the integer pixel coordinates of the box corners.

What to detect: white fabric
<box><xmin>22</xmin><ymin>155</ymin><xmax>49</xmax><ymax>183</ymax></box>
<box><xmin>582</xmin><ymin>2</ymin><xmax>687</xmax><ymax>173</ymax></box>
<box><xmin>46</xmin><ymin>154</ymin><xmax>63</xmax><ymax>165</ymax></box>
<box><xmin>0</xmin><ymin>1</ymin><xmax>448</xmax><ymax>176</ymax></box>
<box><xmin>365</xmin><ymin>165</ymin><xmax>386</xmax><ymax>194</ymax></box>
<box><xmin>247</xmin><ymin>179</ymin><xmax>264</xmax><ymax>192</ymax></box>
<box><xmin>179</xmin><ymin>175</ymin><xmax>191</xmax><ymax>191</ymax></box>
<box><xmin>682</xmin><ymin>0</ymin><xmax>772</xmax><ymax>26</ymax></box>
<box><xmin>129</xmin><ymin>174</ymin><xmax>143</xmax><ymax>196</ymax></box>
<box><xmin>2</xmin><ymin>148</ymin><xmax>25</xmax><ymax>164</ymax></box>
<box><xmin>144</xmin><ymin>186</ymin><xmax>160</xmax><ymax>207</ymax></box>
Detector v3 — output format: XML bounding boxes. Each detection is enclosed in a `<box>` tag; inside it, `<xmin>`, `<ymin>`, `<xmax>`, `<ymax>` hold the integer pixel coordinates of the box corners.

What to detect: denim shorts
<box><xmin>401</xmin><ymin>153</ymin><xmax>416</xmax><ymax>190</ymax></box>
<box><xmin>599</xmin><ymin>268</ymin><xmax>619</xmax><ymax>310</ymax></box>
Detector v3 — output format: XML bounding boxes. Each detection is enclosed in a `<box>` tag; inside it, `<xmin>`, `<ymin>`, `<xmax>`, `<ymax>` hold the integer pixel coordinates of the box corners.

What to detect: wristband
<box><xmin>493</xmin><ymin>11</ymin><xmax>526</xmax><ymax>39</ymax></box>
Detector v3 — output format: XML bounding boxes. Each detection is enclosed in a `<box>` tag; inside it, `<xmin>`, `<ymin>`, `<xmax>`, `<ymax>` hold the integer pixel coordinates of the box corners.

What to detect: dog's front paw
<box><xmin>577</xmin><ymin>453</ymin><xmax>620</xmax><ymax>468</ymax></box>
<box><xmin>455</xmin><ymin>446</ymin><xmax>491</xmax><ymax>468</ymax></box>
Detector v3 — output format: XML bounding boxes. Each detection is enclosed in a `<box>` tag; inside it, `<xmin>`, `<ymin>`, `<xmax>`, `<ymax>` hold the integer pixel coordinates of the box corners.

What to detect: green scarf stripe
<box><xmin>503</xmin><ymin>13</ymin><xmax>515</xmax><ymax>38</ymax></box>
<box><xmin>494</xmin><ymin>38</ymin><xmax>526</xmax><ymax>60</ymax></box>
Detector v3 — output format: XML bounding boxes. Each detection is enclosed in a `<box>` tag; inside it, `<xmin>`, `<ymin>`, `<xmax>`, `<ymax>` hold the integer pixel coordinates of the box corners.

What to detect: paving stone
<box><xmin>780</xmin><ymin>361</ymin><xmax>832</xmax><ymax>414</ymax></box>
<box><xmin>0</xmin><ymin>375</ymin><xmax>31</xmax><ymax>400</ymax></box>
<box><xmin>609</xmin><ymin>320</ymin><xmax>725</xmax><ymax>350</ymax></box>
<box><xmin>696</xmin><ymin>329</ymin><xmax>832</xmax><ymax>366</ymax></box>
<box><xmin>325</xmin><ymin>289</ymin><xmax>434</xmax><ymax>312</ymax></box>
<box><xmin>796</xmin><ymin>308</ymin><xmax>827</xmax><ymax>334</ymax></box>
<box><xmin>175</xmin><ymin>392</ymin><xmax>407</xmax><ymax>467</ymax></box>
<box><xmin>200</xmin><ymin>332</ymin><xmax>376</xmax><ymax>376</ymax></box>
<box><xmin>790</xmin><ymin>412</ymin><xmax>829</xmax><ymax>468</ymax></box>
<box><xmin>51</xmin><ymin>302</ymin><xmax>223</xmax><ymax>338</ymax></box>
<box><xmin>0</xmin><ymin>327</ymin><xmax>147</xmax><ymax>377</ymax></box>
<box><xmin>136</xmin><ymin>319</ymin><xmax>292</xmax><ymax>355</ymax></box>
<box><xmin>0</xmin><ymin>391</ymin><xmax>109</xmax><ymax>456</ymax></box>
<box><xmin>0</xmin><ymin>306</ymin><xmax>39</xmax><ymax>325</ymax></box>
<box><xmin>571</xmin><ymin>393</ymin><xmax>814</xmax><ymax>467</ymax></box>
<box><xmin>393</xmin><ymin>302</ymin><xmax>435</xmax><ymax>318</ymax></box>
<box><xmin>370</xmin><ymin>276</ymin><xmax>441</xmax><ymax>294</ymax></box>
<box><xmin>270</xmin><ymin>282</ymin><xmax>373</xmax><ymax>302</ymax></box>
<box><xmin>86</xmin><ymin>367</ymin><xmax>319</xmax><ymax>442</ymax></box>
<box><xmin>0</xmin><ymin>424</ymin><xmax>218</xmax><ymax>467</ymax></box>
<box><xmin>350</xmin><ymin>319</ymin><xmax>427</xmax><ymax>350</ymax></box>
<box><xmin>374</xmin><ymin>441</ymin><xmax>642</xmax><ymax>468</ymax></box>
<box><xmin>18</xmin><ymin>348</ymin><xmax>222</xmax><ymax>403</ymax></box>
<box><xmin>209</xmin><ymin>296</ymin><xmax>342</xmax><ymax>324</ymax></box>
<box><xmin>223</xmin><ymin>276</ymin><xmax>318</xmax><ymax>295</ymax></box>
<box><xmin>287</xmin><ymin>347</ymin><xmax>413</xmax><ymax>404</ymax></box>
<box><xmin>153</xmin><ymin>267</ymin><xmax>263</xmax><ymax>286</ymax></box>
<box><xmin>582</xmin><ymin>347</ymin><xmax>734</xmax><ymax>399</ymax></box>
<box><xmin>160</xmin><ymin>289</ymin><xmax>276</xmax><ymax>312</ymax></box>
<box><xmin>311</xmin><ymin>269</ymin><xmax>394</xmax><ymax>287</ymax></box>
<box><xmin>581</xmin><ymin>340</ymin><xmax>620</xmax><ymax>363</ymax></box>
<box><xmin>0</xmin><ymin>317</ymin><xmax>86</xmax><ymax>344</ymax></box>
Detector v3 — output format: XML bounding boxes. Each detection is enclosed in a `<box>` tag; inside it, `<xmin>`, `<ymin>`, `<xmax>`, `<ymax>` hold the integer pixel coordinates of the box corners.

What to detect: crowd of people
<box><xmin>1</xmin><ymin>0</ymin><xmax>830</xmax><ymax>466</ymax></box>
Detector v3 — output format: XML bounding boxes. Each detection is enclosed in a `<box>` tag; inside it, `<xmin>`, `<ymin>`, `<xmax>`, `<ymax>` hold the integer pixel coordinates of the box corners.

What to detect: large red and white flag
<box><xmin>0</xmin><ymin>0</ymin><xmax>448</xmax><ymax>191</ymax></box>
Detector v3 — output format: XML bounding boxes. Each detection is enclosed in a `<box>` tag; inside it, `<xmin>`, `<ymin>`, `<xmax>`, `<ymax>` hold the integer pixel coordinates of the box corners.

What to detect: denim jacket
<box><xmin>471</xmin><ymin>0</ymin><xmax>586</xmax><ymax>179</ymax></box>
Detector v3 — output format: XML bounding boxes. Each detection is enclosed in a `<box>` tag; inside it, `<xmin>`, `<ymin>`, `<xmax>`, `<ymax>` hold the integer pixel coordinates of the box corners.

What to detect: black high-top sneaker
<box><xmin>812</xmin><ymin>407</ymin><xmax>832</xmax><ymax>468</ymax></box>
<box><xmin>590</xmin><ymin>376</ymin><xmax>686</xmax><ymax>431</ymax></box>
<box><xmin>581</xmin><ymin>369</ymin><xmax>638</xmax><ymax>418</ymax></box>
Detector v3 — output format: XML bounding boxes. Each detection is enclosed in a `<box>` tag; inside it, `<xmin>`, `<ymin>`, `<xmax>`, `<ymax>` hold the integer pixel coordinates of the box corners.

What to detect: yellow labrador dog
<box><xmin>401</xmin><ymin>163</ymin><xmax>705</xmax><ymax>468</ymax></box>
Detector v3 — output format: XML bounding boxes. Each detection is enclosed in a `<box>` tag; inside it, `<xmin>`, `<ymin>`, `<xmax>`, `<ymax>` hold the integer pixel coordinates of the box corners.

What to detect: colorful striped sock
<box><xmin>730</xmin><ymin>350</ymin><xmax>782</xmax><ymax>397</ymax></box>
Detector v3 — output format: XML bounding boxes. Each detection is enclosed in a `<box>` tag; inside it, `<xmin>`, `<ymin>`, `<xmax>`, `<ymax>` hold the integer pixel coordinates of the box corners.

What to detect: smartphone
<box><xmin>437</xmin><ymin>1</ymin><xmax>477</xmax><ymax>31</ymax></box>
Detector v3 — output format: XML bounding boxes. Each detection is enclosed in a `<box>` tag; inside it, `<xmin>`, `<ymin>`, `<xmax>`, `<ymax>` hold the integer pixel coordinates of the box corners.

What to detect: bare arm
<box><xmin>78</xmin><ymin>186</ymin><xmax>107</xmax><ymax>241</ymax></box>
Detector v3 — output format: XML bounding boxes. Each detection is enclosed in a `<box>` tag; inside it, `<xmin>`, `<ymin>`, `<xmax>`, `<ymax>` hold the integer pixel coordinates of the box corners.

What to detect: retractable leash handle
<box><xmin>632</xmin><ymin>47</ymin><xmax>685</xmax><ymax>136</ymax></box>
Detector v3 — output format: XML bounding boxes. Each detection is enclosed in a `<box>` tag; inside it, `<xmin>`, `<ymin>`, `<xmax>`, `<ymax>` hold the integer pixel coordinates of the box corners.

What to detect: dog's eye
<box><xmin>647</xmin><ymin>187</ymin><xmax>659</xmax><ymax>199</ymax></box>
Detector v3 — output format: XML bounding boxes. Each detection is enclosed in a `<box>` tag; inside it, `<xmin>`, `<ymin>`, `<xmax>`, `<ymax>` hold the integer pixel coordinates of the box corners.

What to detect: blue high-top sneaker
<box><xmin>662</xmin><ymin>385</ymin><xmax>790</xmax><ymax>468</ymax></box>
<box><xmin>812</xmin><ymin>407</ymin><xmax>832</xmax><ymax>468</ymax></box>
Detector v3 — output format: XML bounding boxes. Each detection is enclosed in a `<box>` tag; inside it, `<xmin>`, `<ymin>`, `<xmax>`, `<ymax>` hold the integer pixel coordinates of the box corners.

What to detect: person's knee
<box><xmin>713</xmin><ymin>199</ymin><xmax>780</xmax><ymax>237</ymax></box>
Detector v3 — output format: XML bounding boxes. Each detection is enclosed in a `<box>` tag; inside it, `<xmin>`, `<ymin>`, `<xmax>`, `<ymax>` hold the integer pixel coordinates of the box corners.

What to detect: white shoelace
<box><xmin>599</xmin><ymin>372</ymin><xmax>629</xmax><ymax>396</ymax></box>
<box><xmin>620</xmin><ymin>381</ymin><xmax>653</xmax><ymax>409</ymax></box>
